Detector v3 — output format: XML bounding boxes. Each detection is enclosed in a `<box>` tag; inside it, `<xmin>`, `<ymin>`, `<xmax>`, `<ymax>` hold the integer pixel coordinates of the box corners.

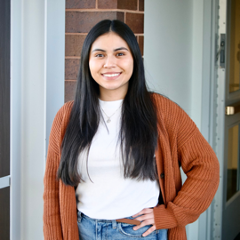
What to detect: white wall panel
<box><xmin>144</xmin><ymin>1</ymin><xmax>213</xmax><ymax>240</ymax></box>
<box><xmin>11</xmin><ymin>0</ymin><xmax>65</xmax><ymax>239</ymax></box>
<box><xmin>144</xmin><ymin>0</ymin><xmax>193</xmax><ymax>116</ymax></box>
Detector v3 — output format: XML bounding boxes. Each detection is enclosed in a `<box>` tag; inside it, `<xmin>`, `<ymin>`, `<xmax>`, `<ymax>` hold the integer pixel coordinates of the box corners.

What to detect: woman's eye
<box><xmin>95</xmin><ymin>54</ymin><xmax>104</xmax><ymax>58</ymax></box>
<box><xmin>116</xmin><ymin>52</ymin><xmax>124</xmax><ymax>56</ymax></box>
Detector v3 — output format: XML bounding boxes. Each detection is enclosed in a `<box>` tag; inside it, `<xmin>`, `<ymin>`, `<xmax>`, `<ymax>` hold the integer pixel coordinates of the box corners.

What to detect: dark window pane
<box><xmin>0</xmin><ymin>0</ymin><xmax>10</xmax><ymax>178</ymax></box>
<box><xmin>0</xmin><ymin>187</ymin><xmax>10</xmax><ymax>239</ymax></box>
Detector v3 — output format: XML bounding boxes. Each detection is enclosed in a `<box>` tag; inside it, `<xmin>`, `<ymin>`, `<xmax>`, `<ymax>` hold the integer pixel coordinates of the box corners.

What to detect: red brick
<box><xmin>118</xmin><ymin>0</ymin><xmax>137</xmax><ymax>10</ymax></box>
<box><xmin>126</xmin><ymin>13</ymin><xmax>144</xmax><ymax>33</ymax></box>
<box><xmin>65</xmin><ymin>59</ymin><xmax>80</xmax><ymax>80</ymax></box>
<box><xmin>66</xmin><ymin>12</ymin><xmax>124</xmax><ymax>33</ymax></box>
<box><xmin>138</xmin><ymin>36</ymin><xmax>144</xmax><ymax>56</ymax></box>
<box><xmin>139</xmin><ymin>0</ymin><xmax>144</xmax><ymax>11</ymax></box>
<box><xmin>66</xmin><ymin>0</ymin><xmax>96</xmax><ymax>9</ymax></box>
<box><xmin>65</xmin><ymin>35</ymin><xmax>86</xmax><ymax>57</ymax></box>
<box><xmin>65</xmin><ymin>81</ymin><xmax>77</xmax><ymax>102</ymax></box>
<box><xmin>98</xmin><ymin>0</ymin><xmax>117</xmax><ymax>9</ymax></box>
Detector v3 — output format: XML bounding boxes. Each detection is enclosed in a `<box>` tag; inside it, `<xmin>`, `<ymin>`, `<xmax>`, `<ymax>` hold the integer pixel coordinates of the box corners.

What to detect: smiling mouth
<box><xmin>102</xmin><ymin>73</ymin><xmax>121</xmax><ymax>78</ymax></box>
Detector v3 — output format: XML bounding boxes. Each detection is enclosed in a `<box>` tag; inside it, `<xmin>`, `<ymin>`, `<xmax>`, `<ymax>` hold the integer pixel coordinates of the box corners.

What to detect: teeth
<box><xmin>103</xmin><ymin>73</ymin><xmax>120</xmax><ymax>77</ymax></box>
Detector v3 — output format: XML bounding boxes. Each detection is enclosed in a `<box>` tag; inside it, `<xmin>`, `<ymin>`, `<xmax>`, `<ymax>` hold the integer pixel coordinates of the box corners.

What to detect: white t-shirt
<box><xmin>76</xmin><ymin>99</ymin><xmax>160</xmax><ymax>219</ymax></box>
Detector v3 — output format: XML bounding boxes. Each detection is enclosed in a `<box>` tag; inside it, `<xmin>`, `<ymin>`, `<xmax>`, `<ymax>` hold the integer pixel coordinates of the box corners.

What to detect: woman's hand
<box><xmin>132</xmin><ymin>208</ymin><xmax>156</xmax><ymax>237</ymax></box>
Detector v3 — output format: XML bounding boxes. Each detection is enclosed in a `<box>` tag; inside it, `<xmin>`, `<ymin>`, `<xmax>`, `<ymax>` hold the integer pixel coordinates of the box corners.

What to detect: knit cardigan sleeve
<box><xmin>43</xmin><ymin>104</ymin><xmax>67</xmax><ymax>240</ymax></box>
<box><xmin>153</xmin><ymin>96</ymin><xmax>220</xmax><ymax>231</ymax></box>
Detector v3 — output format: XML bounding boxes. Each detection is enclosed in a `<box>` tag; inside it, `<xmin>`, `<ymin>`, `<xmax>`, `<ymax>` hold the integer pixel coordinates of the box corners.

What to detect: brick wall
<box><xmin>65</xmin><ymin>0</ymin><xmax>145</xmax><ymax>102</ymax></box>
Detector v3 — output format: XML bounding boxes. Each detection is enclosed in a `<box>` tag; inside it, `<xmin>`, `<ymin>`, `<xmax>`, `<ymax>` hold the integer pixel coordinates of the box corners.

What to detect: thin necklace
<box><xmin>101</xmin><ymin>105</ymin><xmax>121</xmax><ymax>123</ymax></box>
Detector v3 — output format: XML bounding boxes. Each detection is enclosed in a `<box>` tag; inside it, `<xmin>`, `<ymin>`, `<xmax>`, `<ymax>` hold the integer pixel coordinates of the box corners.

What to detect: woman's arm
<box><xmin>153</xmin><ymin>103</ymin><xmax>220</xmax><ymax>230</ymax></box>
<box><xmin>43</xmin><ymin>108</ymin><xmax>64</xmax><ymax>239</ymax></box>
<box><xmin>133</xmin><ymin>95</ymin><xmax>219</xmax><ymax>238</ymax></box>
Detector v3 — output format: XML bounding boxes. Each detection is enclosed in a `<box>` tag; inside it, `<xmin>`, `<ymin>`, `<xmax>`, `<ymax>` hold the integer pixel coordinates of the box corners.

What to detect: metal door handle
<box><xmin>225</xmin><ymin>103</ymin><xmax>240</xmax><ymax>115</ymax></box>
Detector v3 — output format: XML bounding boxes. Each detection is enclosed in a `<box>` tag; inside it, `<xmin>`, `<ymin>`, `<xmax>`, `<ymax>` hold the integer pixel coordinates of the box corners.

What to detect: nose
<box><xmin>103</xmin><ymin>55</ymin><xmax>116</xmax><ymax>68</ymax></box>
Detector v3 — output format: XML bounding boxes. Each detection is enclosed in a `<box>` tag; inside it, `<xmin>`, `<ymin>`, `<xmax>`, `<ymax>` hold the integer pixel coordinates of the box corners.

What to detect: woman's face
<box><xmin>89</xmin><ymin>32</ymin><xmax>134</xmax><ymax>101</ymax></box>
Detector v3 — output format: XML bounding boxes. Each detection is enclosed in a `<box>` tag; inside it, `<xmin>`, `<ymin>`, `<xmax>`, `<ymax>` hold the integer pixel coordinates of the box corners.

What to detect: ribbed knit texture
<box><xmin>43</xmin><ymin>93</ymin><xmax>219</xmax><ymax>240</ymax></box>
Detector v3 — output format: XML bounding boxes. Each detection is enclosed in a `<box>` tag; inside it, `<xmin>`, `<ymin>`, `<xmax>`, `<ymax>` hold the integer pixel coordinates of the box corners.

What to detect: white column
<box><xmin>11</xmin><ymin>0</ymin><xmax>65</xmax><ymax>239</ymax></box>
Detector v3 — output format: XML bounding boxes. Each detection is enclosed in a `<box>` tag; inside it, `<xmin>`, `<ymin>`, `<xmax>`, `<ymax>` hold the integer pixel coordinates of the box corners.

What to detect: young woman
<box><xmin>43</xmin><ymin>20</ymin><xmax>219</xmax><ymax>240</ymax></box>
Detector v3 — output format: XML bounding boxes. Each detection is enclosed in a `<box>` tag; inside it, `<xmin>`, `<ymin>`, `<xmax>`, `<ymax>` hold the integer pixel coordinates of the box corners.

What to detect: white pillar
<box><xmin>11</xmin><ymin>0</ymin><xmax>65</xmax><ymax>239</ymax></box>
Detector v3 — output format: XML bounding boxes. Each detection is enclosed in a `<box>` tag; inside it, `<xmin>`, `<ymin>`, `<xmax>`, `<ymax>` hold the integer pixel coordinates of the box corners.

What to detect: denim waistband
<box><xmin>77</xmin><ymin>210</ymin><xmax>136</xmax><ymax>223</ymax></box>
<box><xmin>77</xmin><ymin>210</ymin><xmax>119</xmax><ymax>229</ymax></box>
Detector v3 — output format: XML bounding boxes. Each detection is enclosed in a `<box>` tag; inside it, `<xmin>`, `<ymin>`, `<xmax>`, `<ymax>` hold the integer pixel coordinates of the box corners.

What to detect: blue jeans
<box><xmin>77</xmin><ymin>211</ymin><xmax>168</xmax><ymax>240</ymax></box>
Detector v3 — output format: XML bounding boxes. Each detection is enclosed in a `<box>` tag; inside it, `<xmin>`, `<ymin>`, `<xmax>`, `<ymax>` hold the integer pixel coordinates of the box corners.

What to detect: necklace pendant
<box><xmin>106</xmin><ymin>118</ymin><xmax>111</xmax><ymax>123</ymax></box>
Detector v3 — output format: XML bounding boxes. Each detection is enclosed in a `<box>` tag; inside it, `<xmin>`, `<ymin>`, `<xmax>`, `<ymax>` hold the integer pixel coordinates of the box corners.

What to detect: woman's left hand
<box><xmin>132</xmin><ymin>208</ymin><xmax>156</xmax><ymax>237</ymax></box>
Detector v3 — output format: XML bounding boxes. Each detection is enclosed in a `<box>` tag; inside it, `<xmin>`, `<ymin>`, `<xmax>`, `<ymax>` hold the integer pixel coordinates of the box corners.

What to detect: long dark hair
<box><xmin>57</xmin><ymin>19</ymin><xmax>158</xmax><ymax>186</ymax></box>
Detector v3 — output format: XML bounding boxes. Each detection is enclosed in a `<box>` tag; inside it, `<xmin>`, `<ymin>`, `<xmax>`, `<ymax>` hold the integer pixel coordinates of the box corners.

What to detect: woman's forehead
<box><xmin>91</xmin><ymin>32</ymin><xmax>129</xmax><ymax>51</ymax></box>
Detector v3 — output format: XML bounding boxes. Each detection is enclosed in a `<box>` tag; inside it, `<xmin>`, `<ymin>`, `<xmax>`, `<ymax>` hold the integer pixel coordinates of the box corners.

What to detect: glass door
<box><xmin>222</xmin><ymin>0</ymin><xmax>240</xmax><ymax>239</ymax></box>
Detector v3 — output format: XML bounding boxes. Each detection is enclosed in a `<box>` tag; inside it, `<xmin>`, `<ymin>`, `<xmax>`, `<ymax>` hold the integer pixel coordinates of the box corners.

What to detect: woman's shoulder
<box><xmin>59</xmin><ymin>100</ymin><xmax>74</xmax><ymax>113</ymax></box>
<box><xmin>56</xmin><ymin>100</ymin><xmax>74</xmax><ymax>117</ymax></box>
<box><xmin>150</xmin><ymin>92</ymin><xmax>182</xmax><ymax>115</ymax></box>
<box><xmin>48</xmin><ymin>101</ymin><xmax>74</xmax><ymax>151</ymax></box>
<box><xmin>51</xmin><ymin>101</ymin><xmax>74</xmax><ymax>129</ymax></box>
<box><xmin>150</xmin><ymin>92</ymin><xmax>197</xmax><ymax>135</ymax></box>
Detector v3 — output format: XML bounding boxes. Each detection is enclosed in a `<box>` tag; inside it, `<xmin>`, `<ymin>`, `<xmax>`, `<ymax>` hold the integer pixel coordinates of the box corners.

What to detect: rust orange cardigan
<box><xmin>43</xmin><ymin>94</ymin><xmax>219</xmax><ymax>240</ymax></box>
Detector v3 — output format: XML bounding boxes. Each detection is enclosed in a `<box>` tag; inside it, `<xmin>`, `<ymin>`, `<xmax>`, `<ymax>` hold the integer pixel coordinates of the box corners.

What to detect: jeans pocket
<box><xmin>117</xmin><ymin>222</ymin><xmax>158</xmax><ymax>239</ymax></box>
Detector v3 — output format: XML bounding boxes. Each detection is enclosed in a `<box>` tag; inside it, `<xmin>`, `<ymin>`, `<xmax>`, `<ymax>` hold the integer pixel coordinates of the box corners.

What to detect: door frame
<box><xmin>213</xmin><ymin>0</ymin><xmax>240</xmax><ymax>239</ymax></box>
<box><xmin>212</xmin><ymin>0</ymin><xmax>227</xmax><ymax>239</ymax></box>
<box><xmin>200</xmin><ymin>0</ymin><xmax>221</xmax><ymax>239</ymax></box>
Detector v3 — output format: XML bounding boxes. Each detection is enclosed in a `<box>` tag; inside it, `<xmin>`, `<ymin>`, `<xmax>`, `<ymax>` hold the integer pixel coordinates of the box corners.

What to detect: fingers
<box><xmin>133</xmin><ymin>208</ymin><xmax>154</xmax><ymax>222</ymax></box>
<box><xmin>133</xmin><ymin>223</ymin><xmax>156</xmax><ymax>237</ymax></box>
<box><xmin>132</xmin><ymin>208</ymin><xmax>156</xmax><ymax>237</ymax></box>
<box><xmin>134</xmin><ymin>213</ymin><xmax>153</xmax><ymax>222</ymax></box>
<box><xmin>133</xmin><ymin>218</ymin><xmax>155</xmax><ymax>231</ymax></box>
<box><xmin>132</xmin><ymin>208</ymin><xmax>153</xmax><ymax>218</ymax></box>
<box><xmin>142</xmin><ymin>225</ymin><xmax>156</xmax><ymax>237</ymax></box>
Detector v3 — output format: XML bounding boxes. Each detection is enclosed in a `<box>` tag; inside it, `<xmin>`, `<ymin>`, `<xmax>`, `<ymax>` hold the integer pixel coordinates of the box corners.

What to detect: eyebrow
<box><xmin>91</xmin><ymin>47</ymin><xmax>129</xmax><ymax>53</ymax></box>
